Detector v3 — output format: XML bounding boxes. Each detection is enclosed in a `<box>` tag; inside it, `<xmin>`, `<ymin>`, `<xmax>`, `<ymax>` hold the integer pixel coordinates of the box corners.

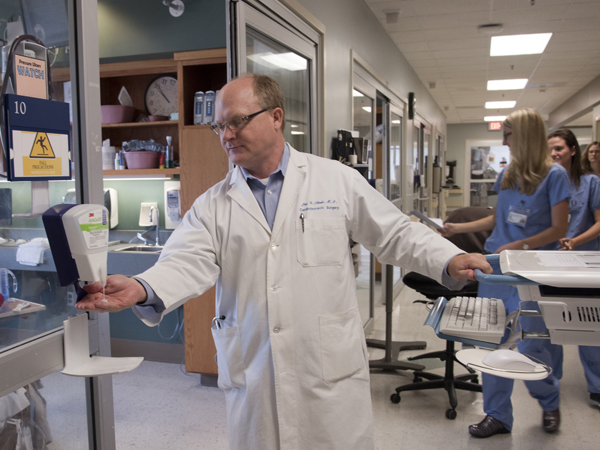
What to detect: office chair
<box><xmin>389</xmin><ymin>206</ymin><xmax>495</xmax><ymax>420</ymax></box>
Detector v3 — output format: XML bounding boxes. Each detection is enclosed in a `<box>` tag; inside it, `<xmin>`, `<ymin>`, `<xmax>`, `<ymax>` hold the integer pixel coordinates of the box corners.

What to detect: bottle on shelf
<box><xmin>165</xmin><ymin>136</ymin><xmax>174</xmax><ymax>168</ymax></box>
<box><xmin>159</xmin><ymin>150</ymin><xmax>166</xmax><ymax>169</ymax></box>
<box><xmin>203</xmin><ymin>90</ymin><xmax>215</xmax><ymax>124</ymax></box>
<box><xmin>194</xmin><ymin>91</ymin><xmax>204</xmax><ymax>125</ymax></box>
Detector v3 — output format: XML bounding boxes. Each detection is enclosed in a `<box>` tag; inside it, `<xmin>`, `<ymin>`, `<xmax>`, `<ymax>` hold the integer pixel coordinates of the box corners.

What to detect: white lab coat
<box><xmin>135</xmin><ymin>146</ymin><xmax>464</xmax><ymax>450</ymax></box>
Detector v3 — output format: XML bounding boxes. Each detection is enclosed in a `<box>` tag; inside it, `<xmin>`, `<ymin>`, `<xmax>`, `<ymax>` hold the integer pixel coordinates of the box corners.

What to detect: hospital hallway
<box><xmin>38</xmin><ymin>284</ymin><xmax>599</xmax><ymax>450</ymax></box>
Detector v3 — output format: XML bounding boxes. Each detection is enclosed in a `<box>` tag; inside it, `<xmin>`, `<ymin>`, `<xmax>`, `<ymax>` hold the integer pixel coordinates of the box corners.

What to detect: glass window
<box><xmin>0</xmin><ymin>0</ymin><xmax>79</xmax><ymax>356</ymax></box>
<box><xmin>389</xmin><ymin>113</ymin><xmax>402</xmax><ymax>205</ymax></box>
<box><xmin>1</xmin><ymin>1</ymin><xmax>93</xmax><ymax>448</ymax></box>
<box><xmin>468</xmin><ymin>141</ymin><xmax>510</xmax><ymax>208</ymax></box>
<box><xmin>246</xmin><ymin>27</ymin><xmax>310</xmax><ymax>153</ymax></box>
<box><xmin>352</xmin><ymin>87</ymin><xmax>374</xmax><ymax>327</ymax></box>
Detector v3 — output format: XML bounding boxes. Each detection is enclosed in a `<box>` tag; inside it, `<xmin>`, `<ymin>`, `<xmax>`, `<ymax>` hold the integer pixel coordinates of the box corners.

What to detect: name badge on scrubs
<box><xmin>506</xmin><ymin>205</ymin><xmax>529</xmax><ymax>228</ymax></box>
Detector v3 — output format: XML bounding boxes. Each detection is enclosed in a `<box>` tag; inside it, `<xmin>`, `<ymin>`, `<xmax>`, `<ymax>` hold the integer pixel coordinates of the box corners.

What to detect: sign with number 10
<box><xmin>3</xmin><ymin>93</ymin><xmax>71</xmax><ymax>181</ymax></box>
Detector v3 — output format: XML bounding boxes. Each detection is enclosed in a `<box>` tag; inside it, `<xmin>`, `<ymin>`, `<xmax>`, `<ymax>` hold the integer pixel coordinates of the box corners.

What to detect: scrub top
<box><xmin>484</xmin><ymin>163</ymin><xmax>570</xmax><ymax>254</ymax></box>
<box><xmin>566</xmin><ymin>173</ymin><xmax>600</xmax><ymax>250</ymax></box>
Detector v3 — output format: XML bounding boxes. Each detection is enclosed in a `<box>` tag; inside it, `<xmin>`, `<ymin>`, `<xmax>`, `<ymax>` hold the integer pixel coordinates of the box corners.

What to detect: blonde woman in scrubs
<box><xmin>442</xmin><ymin>109</ymin><xmax>570</xmax><ymax>437</ymax></box>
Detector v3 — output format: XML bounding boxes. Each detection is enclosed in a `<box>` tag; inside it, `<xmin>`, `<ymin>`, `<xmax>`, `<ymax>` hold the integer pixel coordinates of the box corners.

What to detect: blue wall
<box><xmin>98</xmin><ymin>0</ymin><xmax>226</xmax><ymax>59</ymax></box>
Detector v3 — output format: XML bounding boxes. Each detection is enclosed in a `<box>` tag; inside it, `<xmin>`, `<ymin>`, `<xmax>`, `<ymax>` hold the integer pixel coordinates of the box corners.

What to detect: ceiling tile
<box><xmin>364</xmin><ymin>0</ymin><xmax>600</xmax><ymax>124</ymax></box>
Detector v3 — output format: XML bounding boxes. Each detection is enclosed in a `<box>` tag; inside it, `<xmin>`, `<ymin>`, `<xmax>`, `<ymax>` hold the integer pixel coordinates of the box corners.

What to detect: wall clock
<box><xmin>145</xmin><ymin>75</ymin><xmax>178</xmax><ymax>116</ymax></box>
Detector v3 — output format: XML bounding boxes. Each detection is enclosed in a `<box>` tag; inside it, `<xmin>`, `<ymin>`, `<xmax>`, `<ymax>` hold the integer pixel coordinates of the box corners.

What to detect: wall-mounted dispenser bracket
<box><xmin>62</xmin><ymin>313</ymin><xmax>143</xmax><ymax>377</ymax></box>
<box><xmin>12</xmin><ymin>180</ymin><xmax>49</xmax><ymax>219</ymax></box>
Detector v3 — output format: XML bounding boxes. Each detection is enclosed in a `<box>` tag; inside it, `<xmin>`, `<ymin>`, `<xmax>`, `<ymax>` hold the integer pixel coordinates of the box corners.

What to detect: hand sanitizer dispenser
<box><xmin>42</xmin><ymin>204</ymin><xmax>109</xmax><ymax>300</ymax></box>
<box><xmin>43</xmin><ymin>203</ymin><xmax>144</xmax><ymax>378</ymax></box>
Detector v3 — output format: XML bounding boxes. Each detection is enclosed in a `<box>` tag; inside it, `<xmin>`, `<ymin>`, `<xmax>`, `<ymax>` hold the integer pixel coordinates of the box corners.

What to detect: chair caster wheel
<box><xmin>390</xmin><ymin>393</ymin><xmax>401</xmax><ymax>404</ymax></box>
<box><xmin>413</xmin><ymin>376</ymin><xmax>423</xmax><ymax>383</ymax></box>
<box><xmin>445</xmin><ymin>409</ymin><xmax>457</xmax><ymax>420</ymax></box>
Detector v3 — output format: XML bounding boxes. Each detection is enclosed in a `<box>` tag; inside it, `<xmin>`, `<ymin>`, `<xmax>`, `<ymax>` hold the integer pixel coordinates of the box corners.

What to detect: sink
<box><xmin>113</xmin><ymin>245</ymin><xmax>164</xmax><ymax>253</ymax></box>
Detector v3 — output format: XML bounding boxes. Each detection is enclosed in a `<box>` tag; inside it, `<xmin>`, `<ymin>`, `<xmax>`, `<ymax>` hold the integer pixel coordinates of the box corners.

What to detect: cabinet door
<box><xmin>181</xmin><ymin>126</ymin><xmax>229</xmax><ymax>374</ymax></box>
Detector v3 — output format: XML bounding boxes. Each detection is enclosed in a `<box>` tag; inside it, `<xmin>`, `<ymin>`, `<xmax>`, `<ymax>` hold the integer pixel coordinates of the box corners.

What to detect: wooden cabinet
<box><xmin>99</xmin><ymin>49</ymin><xmax>229</xmax><ymax>375</ymax></box>
<box><xmin>99</xmin><ymin>57</ymin><xmax>180</xmax><ymax>169</ymax></box>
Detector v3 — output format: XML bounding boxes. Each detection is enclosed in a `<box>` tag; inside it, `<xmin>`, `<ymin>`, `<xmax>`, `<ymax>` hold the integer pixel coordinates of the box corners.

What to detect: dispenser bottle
<box><xmin>165</xmin><ymin>136</ymin><xmax>174</xmax><ymax>168</ymax></box>
<box><xmin>0</xmin><ymin>268</ymin><xmax>17</xmax><ymax>301</ymax></box>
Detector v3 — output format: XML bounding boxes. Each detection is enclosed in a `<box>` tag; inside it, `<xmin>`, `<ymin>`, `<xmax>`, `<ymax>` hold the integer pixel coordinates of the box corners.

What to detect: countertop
<box><xmin>0</xmin><ymin>242</ymin><xmax>161</xmax><ymax>276</ymax></box>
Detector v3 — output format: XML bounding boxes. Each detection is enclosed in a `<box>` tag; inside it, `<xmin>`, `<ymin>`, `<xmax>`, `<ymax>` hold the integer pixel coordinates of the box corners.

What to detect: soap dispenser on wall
<box><xmin>164</xmin><ymin>180</ymin><xmax>181</xmax><ymax>229</ymax></box>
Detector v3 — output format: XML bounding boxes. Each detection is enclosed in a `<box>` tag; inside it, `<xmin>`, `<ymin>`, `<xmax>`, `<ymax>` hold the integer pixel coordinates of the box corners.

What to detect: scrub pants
<box><xmin>477</xmin><ymin>260</ymin><xmax>563</xmax><ymax>431</ymax></box>
<box><xmin>579</xmin><ymin>346</ymin><xmax>600</xmax><ymax>394</ymax></box>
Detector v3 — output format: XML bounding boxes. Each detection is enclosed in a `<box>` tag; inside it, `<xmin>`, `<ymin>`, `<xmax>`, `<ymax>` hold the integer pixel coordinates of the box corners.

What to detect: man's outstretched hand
<box><xmin>76</xmin><ymin>274</ymin><xmax>147</xmax><ymax>313</ymax></box>
<box><xmin>447</xmin><ymin>253</ymin><xmax>492</xmax><ymax>282</ymax></box>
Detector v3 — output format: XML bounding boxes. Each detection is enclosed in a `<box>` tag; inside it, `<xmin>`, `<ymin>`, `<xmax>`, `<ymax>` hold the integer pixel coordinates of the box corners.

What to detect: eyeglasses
<box><xmin>503</xmin><ymin>132</ymin><xmax>512</xmax><ymax>139</ymax></box>
<box><xmin>210</xmin><ymin>109</ymin><xmax>268</xmax><ymax>135</ymax></box>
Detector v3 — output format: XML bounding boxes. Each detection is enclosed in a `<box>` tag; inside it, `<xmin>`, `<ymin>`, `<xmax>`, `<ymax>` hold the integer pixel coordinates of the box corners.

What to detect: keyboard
<box><xmin>439</xmin><ymin>296</ymin><xmax>507</xmax><ymax>344</ymax></box>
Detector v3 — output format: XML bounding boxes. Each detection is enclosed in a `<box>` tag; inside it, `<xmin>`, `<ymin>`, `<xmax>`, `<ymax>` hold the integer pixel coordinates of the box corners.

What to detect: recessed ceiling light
<box><xmin>391</xmin><ymin>119</ymin><xmax>401</xmax><ymax>124</ymax></box>
<box><xmin>362</xmin><ymin>106</ymin><xmax>372</xmax><ymax>113</ymax></box>
<box><xmin>484</xmin><ymin>116</ymin><xmax>507</xmax><ymax>122</ymax></box>
<box><xmin>487</xmin><ymin>79</ymin><xmax>528</xmax><ymax>90</ymax></box>
<box><xmin>490</xmin><ymin>33</ymin><xmax>552</xmax><ymax>56</ymax></box>
<box><xmin>485</xmin><ymin>101</ymin><xmax>516</xmax><ymax>109</ymax></box>
<box><xmin>353</xmin><ymin>89</ymin><xmax>364</xmax><ymax>97</ymax></box>
<box><xmin>291</xmin><ymin>131</ymin><xmax>305</xmax><ymax>135</ymax></box>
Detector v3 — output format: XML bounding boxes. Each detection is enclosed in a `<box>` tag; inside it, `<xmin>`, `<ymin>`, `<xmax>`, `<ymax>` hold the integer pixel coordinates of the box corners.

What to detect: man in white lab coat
<box><xmin>78</xmin><ymin>74</ymin><xmax>491</xmax><ymax>450</ymax></box>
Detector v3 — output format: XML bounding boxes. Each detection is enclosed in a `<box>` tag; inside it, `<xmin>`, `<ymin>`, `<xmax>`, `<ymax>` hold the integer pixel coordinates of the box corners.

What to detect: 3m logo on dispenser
<box><xmin>3</xmin><ymin>94</ymin><xmax>71</xmax><ymax>181</ymax></box>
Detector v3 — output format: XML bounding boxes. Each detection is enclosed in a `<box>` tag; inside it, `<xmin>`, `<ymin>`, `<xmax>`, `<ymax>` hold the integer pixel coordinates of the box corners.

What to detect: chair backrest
<box><xmin>444</xmin><ymin>206</ymin><xmax>495</xmax><ymax>254</ymax></box>
<box><xmin>402</xmin><ymin>271</ymin><xmax>478</xmax><ymax>301</ymax></box>
<box><xmin>403</xmin><ymin>206</ymin><xmax>495</xmax><ymax>300</ymax></box>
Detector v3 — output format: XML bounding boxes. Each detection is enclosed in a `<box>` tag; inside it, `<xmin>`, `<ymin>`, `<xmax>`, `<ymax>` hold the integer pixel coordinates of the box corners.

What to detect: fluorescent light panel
<box><xmin>485</xmin><ymin>101</ymin><xmax>516</xmax><ymax>109</ymax></box>
<box><xmin>487</xmin><ymin>79</ymin><xmax>528</xmax><ymax>90</ymax></box>
<box><xmin>490</xmin><ymin>33</ymin><xmax>552</xmax><ymax>56</ymax></box>
<box><xmin>484</xmin><ymin>116</ymin><xmax>507</xmax><ymax>122</ymax></box>
<box><xmin>362</xmin><ymin>106</ymin><xmax>372</xmax><ymax>113</ymax></box>
<box><xmin>353</xmin><ymin>89</ymin><xmax>364</xmax><ymax>97</ymax></box>
<box><xmin>247</xmin><ymin>52</ymin><xmax>307</xmax><ymax>71</ymax></box>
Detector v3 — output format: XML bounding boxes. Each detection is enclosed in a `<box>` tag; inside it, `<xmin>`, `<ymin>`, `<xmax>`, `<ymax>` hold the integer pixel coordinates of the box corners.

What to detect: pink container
<box><xmin>123</xmin><ymin>151</ymin><xmax>159</xmax><ymax>169</ymax></box>
<box><xmin>148</xmin><ymin>115</ymin><xmax>169</xmax><ymax>122</ymax></box>
<box><xmin>101</xmin><ymin>105</ymin><xmax>136</xmax><ymax>124</ymax></box>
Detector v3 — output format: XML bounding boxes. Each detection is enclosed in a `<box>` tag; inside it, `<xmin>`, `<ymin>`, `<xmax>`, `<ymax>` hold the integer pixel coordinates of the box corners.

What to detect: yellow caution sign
<box><xmin>29</xmin><ymin>132</ymin><xmax>55</xmax><ymax>158</ymax></box>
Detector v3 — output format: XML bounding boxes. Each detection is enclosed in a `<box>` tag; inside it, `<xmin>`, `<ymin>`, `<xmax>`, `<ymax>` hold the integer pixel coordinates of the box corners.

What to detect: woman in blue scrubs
<box><xmin>442</xmin><ymin>109</ymin><xmax>570</xmax><ymax>438</ymax></box>
<box><xmin>548</xmin><ymin>128</ymin><xmax>600</xmax><ymax>410</ymax></box>
<box><xmin>581</xmin><ymin>141</ymin><xmax>600</xmax><ymax>178</ymax></box>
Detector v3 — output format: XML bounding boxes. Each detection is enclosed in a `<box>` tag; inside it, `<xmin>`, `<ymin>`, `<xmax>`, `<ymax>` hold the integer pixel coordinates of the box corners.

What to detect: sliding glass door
<box><xmin>227</xmin><ymin>0</ymin><xmax>320</xmax><ymax>154</ymax></box>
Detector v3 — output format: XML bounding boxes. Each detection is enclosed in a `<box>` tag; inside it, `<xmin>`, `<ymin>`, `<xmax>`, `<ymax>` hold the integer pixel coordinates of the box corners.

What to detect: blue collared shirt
<box><xmin>136</xmin><ymin>145</ymin><xmax>289</xmax><ymax>311</ymax></box>
<box><xmin>240</xmin><ymin>144</ymin><xmax>289</xmax><ymax>230</ymax></box>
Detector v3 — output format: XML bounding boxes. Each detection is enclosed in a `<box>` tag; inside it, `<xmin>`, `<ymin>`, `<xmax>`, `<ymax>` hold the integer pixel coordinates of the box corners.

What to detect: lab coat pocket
<box><xmin>296</xmin><ymin>217</ymin><xmax>347</xmax><ymax>266</ymax></box>
<box><xmin>319</xmin><ymin>308</ymin><xmax>367</xmax><ymax>383</ymax></box>
<box><xmin>211</xmin><ymin>326</ymin><xmax>247</xmax><ymax>391</ymax></box>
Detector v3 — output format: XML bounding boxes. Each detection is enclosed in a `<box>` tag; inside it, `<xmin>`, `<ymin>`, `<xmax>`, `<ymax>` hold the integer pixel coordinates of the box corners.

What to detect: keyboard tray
<box><xmin>424</xmin><ymin>297</ymin><xmax>501</xmax><ymax>349</ymax></box>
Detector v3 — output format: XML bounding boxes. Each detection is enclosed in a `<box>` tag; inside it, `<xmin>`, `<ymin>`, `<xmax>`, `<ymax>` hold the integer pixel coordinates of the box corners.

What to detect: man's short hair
<box><xmin>239</xmin><ymin>73</ymin><xmax>286</xmax><ymax>132</ymax></box>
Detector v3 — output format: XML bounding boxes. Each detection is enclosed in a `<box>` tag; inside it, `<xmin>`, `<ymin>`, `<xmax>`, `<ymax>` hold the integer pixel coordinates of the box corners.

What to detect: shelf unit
<box><xmin>102</xmin><ymin>168</ymin><xmax>180</xmax><ymax>177</ymax></box>
<box><xmin>100</xmin><ymin>57</ymin><xmax>180</xmax><ymax>162</ymax></box>
<box><xmin>98</xmin><ymin>50</ymin><xmax>229</xmax><ymax>376</ymax></box>
<box><xmin>442</xmin><ymin>187</ymin><xmax>463</xmax><ymax>218</ymax></box>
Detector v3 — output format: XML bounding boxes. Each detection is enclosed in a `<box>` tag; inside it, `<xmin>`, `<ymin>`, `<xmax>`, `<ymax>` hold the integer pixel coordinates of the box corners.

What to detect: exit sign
<box><xmin>489</xmin><ymin>121</ymin><xmax>502</xmax><ymax>131</ymax></box>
